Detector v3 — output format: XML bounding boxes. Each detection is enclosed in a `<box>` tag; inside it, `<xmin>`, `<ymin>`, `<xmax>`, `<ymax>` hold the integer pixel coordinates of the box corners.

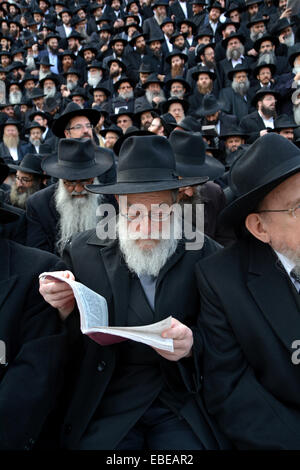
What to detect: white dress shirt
<box><xmin>275</xmin><ymin>250</ymin><xmax>300</xmax><ymax>292</ymax></box>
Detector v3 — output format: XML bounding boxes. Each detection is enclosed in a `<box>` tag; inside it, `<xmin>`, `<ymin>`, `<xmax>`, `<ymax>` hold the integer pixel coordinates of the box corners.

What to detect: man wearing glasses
<box><xmin>196</xmin><ymin>133</ymin><xmax>300</xmax><ymax>449</ymax></box>
<box><xmin>26</xmin><ymin>138</ymin><xmax>114</xmax><ymax>256</ymax></box>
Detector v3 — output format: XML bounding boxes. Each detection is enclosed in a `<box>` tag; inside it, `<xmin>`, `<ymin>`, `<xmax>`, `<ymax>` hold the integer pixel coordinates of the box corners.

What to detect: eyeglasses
<box><xmin>15</xmin><ymin>175</ymin><xmax>33</xmax><ymax>183</ymax></box>
<box><xmin>120</xmin><ymin>209</ymin><xmax>171</xmax><ymax>222</ymax></box>
<box><xmin>66</xmin><ymin>123</ymin><xmax>93</xmax><ymax>131</ymax></box>
<box><xmin>63</xmin><ymin>179</ymin><xmax>93</xmax><ymax>188</ymax></box>
<box><xmin>257</xmin><ymin>204</ymin><xmax>300</xmax><ymax>219</ymax></box>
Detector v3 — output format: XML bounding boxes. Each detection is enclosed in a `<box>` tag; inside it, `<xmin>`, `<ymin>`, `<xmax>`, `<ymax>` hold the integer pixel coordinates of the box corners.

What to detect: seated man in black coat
<box><xmin>26</xmin><ymin>138</ymin><xmax>115</xmax><ymax>256</ymax></box>
<box><xmin>196</xmin><ymin>134</ymin><xmax>300</xmax><ymax>449</ymax></box>
<box><xmin>0</xmin><ymin>159</ymin><xmax>66</xmax><ymax>450</ymax></box>
<box><xmin>39</xmin><ymin>135</ymin><xmax>230</xmax><ymax>450</ymax></box>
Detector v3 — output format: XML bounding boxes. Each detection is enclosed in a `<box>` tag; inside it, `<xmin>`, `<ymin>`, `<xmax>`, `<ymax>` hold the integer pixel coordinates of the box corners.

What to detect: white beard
<box><xmin>118</xmin><ymin>90</ymin><xmax>134</xmax><ymax>100</ymax></box>
<box><xmin>293</xmin><ymin>65</ymin><xmax>300</xmax><ymax>75</ymax></box>
<box><xmin>9</xmin><ymin>90</ymin><xmax>22</xmax><ymax>104</ymax></box>
<box><xmin>39</xmin><ymin>69</ymin><xmax>50</xmax><ymax>81</ymax></box>
<box><xmin>55</xmin><ymin>179</ymin><xmax>100</xmax><ymax>255</ymax></box>
<box><xmin>44</xmin><ymin>86</ymin><xmax>56</xmax><ymax>98</ymax></box>
<box><xmin>88</xmin><ymin>71</ymin><xmax>102</xmax><ymax>87</ymax></box>
<box><xmin>117</xmin><ymin>212</ymin><xmax>181</xmax><ymax>277</ymax></box>
<box><xmin>26</xmin><ymin>55</ymin><xmax>36</xmax><ymax>70</ymax></box>
<box><xmin>232</xmin><ymin>78</ymin><xmax>250</xmax><ymax>96</ymax></box>
<box><xmin>67</xmin><ymin>80</ymin><xmax>78</xmax><ymax>91</ymax></box>
<box><xmin>293</xmin><ymin>105</ymin><xmax>300</xmax><ymax>125</ymax></box>
<box><xmin>282</xmin><ymin>32</ymin><xmax>295</xmax><ymax>48</ymax></box>
<box><xmin>29</xmin><ymin>136</ymin><xmax>41</xmax><ymax>147</ymax></box>
<box><xmin>145</xmin><ymin>89</ymin><xmax>165</xmax><ymax>104</ymax></box>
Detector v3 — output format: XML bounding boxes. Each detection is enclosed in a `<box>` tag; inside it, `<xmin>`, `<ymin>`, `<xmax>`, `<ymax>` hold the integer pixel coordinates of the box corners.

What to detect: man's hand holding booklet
<box><xmin>39</xmin><ymin>272</ymin><xmax>174</xmax><ymax>352</ymax></box>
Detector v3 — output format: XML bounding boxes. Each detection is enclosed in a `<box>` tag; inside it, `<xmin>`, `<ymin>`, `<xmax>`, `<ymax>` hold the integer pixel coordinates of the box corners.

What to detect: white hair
<box><xmin>117</xmin><ymin>210</ymin><xmax>181</xmax><ymax>277</ymax></box>
<box><xmin>55</xmin><ymin>178</ymin><xmax>101</xmax><ymax>255</ymax></box>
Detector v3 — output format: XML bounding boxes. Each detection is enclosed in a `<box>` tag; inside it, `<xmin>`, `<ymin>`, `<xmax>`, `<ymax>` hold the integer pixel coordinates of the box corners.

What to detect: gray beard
<box><xmin>67</xmin><ymin>80</ymin><xmax>78</xmax><ymax>91</ymax></box>
<box><xmin>55</xmin><ymin>179</ymin><xmax>101</xmax><ymax>255</ymax></box>
<box><xmin>170</xmin><ymin>89</ymin><xmax>185</xmax><ymax>99</ymax></box>
<box><xmin>44</xmin><ymin>87</ymin><xmax>56</xmax><ymax>98</ymax></box>
<box><xmin>257</xmin><ymin>51</ymin><xmax>276</xmax><ymax>65</ymax></box>
<box><xmin>29</xmin><ymin>136</ymin><xmax>41</xmax><ymax>147</ymax></box>
<box><xmin>39</xmin><ymin>69</ymin><xmax>50</xmax><ymax>81</ymax></box>
<box><xmin>10</xmin><ymin>180</ymin><xmax>41</xmax><ymax>209</ymax></box>
<box><xmin>282</xmin><ymin>32</ymin><xmax>295</xmax><ymax>48</ymax></box>
<box><xmin>293</xmin><ymin>105</ymin><xmax>300</xmax><ymax>125</ymax></box>
<box><xmin>9</xmin><ymin>91</ymin><xmax>22</xmax><ymax>104</ymax></box>
<box><xmin>119</xmin><ymin>90</ymin><xmax>134</xmax><ymax>100</ymax></box>
<box><xmin>26</xmin><ymin>55</ymin><xmax>36</xmax><ymax>70</ymax></box>
<box><xmin>250</xmin><ymin>30</ymin><xmax>264</xmax><ymax>42</ymax></box>
<box><xmin>232</xmin><ymin>78</ymin><xmax>250</xmax><ymax>96</ymax></box>
<box><xmin>117</xmin><ymin>214</ymin><xmax>181</xmax><ymax>277</ymax></box>
<box><xmin>145</xmin><ymin>89</ymin><xmax>165</xmax><ymax>103</ymax></box>
<box><xmin>88</xmin><ymin>72</ymin><xmax>102</xmax><ymax>87</ymax></box>
<box><xmin>274</xmin><ymin>245</ymin><xmax>300</xmax><ymax>277</ymax></box>
<box><xmin>226</xmin><ymin>45</ymin><xmax>244</xmax><ymax>61</ymax></box>
<box><xmin>154</xmin><ymin>12</ymin><xmax>167</xmax><ymax>25</ymax></box>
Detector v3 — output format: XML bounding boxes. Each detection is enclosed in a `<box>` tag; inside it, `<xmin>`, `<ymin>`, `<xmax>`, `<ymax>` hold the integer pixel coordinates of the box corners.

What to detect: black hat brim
<box><xmin>176</xmin><ymin>156</ymin><xmax>225</xmax><ymax>180</ymax></box>
<box><xmin>219</xmin><ymin>159</ymin><xmax>300</xmax><ymax>228</ymax></box>
<box><xmin>86</xmin><ymin>176</ymin><xmax>208</xmax><ymax>195</ymax></box>
<box><xmin>52</xmin><ymin>108</ymin><xmax>100</xmax><ymax>138</ymax></box>
<box><xmin>7</xmin><ymin>162</ymin><xmax>49</xmax><ymax>177</ymax></box>
<box><xmin>41</xmin><ymin>148</ymin><xmax>113</xmax><ymax>180</ymax></box>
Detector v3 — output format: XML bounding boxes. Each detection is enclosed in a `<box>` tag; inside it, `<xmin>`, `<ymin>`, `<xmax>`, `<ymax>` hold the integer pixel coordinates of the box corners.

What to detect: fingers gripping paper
<box><xmin>39</xmin><ymin>272</ymin><xmax>174</xmax><ymax>352</ymax></box>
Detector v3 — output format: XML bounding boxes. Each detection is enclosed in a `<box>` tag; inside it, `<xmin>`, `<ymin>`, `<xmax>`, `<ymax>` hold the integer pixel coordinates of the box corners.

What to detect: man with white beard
<box><xmin>39</xmin><ymin>134</ymin><xmax>231</xmax><ymax>451</ymax></box>
<box><xmin>0</xmin><ymin>119</ymin><xmax>28</xmax><ymax>162</ymax></box>
<box><xmin>86</xmin><ymin>61</ymin><xmax>104</xmax><ymax>88</ymax></box>
<box><xmin>219</xmin><ymin>64</ymin><xmax>253</xmax><ymax>123</ymax></box>
<box><xmin>40</xmin><ymin>74</ymin><xmax>60</xmax><ymax>100</ymax></box>
<box><xmin>134</xmin><ymin>74</ymin><xmax>166</xmax><ymax>112</ymax></box>
<box><xmin>24</xmin><ymin>121</ymin><xmax>45</xmax><ymax>154</ymax></box>
<box><xmin>26</xmin><ymin>138</ymin><xmax>114</xmax><ymax>255</ymax></box>
<box><xmin>219</xmin><ymin>32</ymin><xmax>252</xmax><ymax>88</ymax></box>
<box><xmin>8</xmin><ymin>83</ymin><xmax>23</xmax><ymax>105</ymax></box>
<box><xmin>111</xmin><ymin>76</ymin><xmax>136</xmax><ymax>114</ymax></box>
<box><xmin>291</xmin><ymin>88</ymin><xmax>300</xmax><ymax>125</ymax></box>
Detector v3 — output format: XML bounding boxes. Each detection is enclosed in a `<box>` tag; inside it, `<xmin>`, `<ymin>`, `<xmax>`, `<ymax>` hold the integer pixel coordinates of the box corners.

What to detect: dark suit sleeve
<box><xmin>26</xmin><ymin>196</ymin><xmax>54</xmax><ymax>253</ymax></box>
<box><xmin>195</xmin><ymin>263</ymin><xmax>300</xmax><ymax>450</ymax></box>
<box><xmin>0</xmin><ymin>259</ymin><xmax>67</xmax><ymax>450</ymax></box>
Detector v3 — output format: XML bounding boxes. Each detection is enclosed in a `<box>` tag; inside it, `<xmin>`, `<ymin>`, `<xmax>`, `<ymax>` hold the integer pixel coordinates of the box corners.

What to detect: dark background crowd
<box><xmin>1</xmin><ymin>0</ymin><xmax>300</xmax><ymax>250</ymax></box>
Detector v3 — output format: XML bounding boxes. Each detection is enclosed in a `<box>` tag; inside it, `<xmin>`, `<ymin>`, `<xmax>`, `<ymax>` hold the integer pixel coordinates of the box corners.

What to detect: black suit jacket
<box><xmin>219</xmin><ymin>87</ymin><xmax>254</xmax><ymax>124</ymax></box>
<box><xmin>0</xmin><ymin>238</ymin><xmax>66</xmax><ymax>449</ymax></box>
<box><xmin>196</xmin><ymin>237</ymin><xmax>300</xmax><ymax>449</ymax></box>
<box><xmin>169</xmin><ymin>0</ymin><xmax>193</xmax><ymax>20</ymax></box>
<box><xmin>58</xmin><ymin>231</ymin><xmax>230</xmax><ymax>449</ymax></box>
<box><xmin>239</xmin><ymin>110</ymin><xmax>267</xmax><ymax>143</ymax></box>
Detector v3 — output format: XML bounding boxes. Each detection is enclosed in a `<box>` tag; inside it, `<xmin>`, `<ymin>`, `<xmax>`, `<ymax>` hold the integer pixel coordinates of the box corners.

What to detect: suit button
<box><xmin>97</xmin><ymin>361</ymin><xmax>106</xmax><ymax>372</ymax></box>
<box><xmin>64</xmin><ymin>424</ymin><xmax>72</xmax><ymax>434</ymax></box>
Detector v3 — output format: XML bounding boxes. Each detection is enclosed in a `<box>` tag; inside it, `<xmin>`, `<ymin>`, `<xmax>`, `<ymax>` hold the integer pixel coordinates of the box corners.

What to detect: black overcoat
<box><xmin>196</xmin><ymin>236</ymin><xmax>300</xmax><ymax>449</ymax></box>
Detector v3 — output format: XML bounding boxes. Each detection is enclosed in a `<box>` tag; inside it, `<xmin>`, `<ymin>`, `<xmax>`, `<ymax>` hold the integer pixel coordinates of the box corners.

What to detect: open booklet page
<box><xmin>39</xmin><ymin>272</ymin><xmax>174</xmax><ymax>352</ymax></box>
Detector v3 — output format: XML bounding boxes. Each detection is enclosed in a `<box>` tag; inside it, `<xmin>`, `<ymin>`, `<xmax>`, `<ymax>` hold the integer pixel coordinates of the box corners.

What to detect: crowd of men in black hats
<box><xmin>1</xmin><ymin>0</ymin><xmax>300</xmax><ymax>452</ymax></box>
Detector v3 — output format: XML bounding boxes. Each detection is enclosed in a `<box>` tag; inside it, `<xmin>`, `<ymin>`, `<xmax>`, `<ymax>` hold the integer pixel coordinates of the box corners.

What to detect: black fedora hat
<box><xmin>8</xmin><ymin>153</ymin><xmax>49</xmax><ymax>177</ymax></box>
<box><xmin>196</xmin><ymin>94</ymin><xmax>221</xmax><ymax>117</ymax></box>
<box><xmin>86</xmin><ymin>135</ymin><xmax>208</xmax><ymax>195</ymax></box>
<box><xmin>141</xmin><ymin>73</ymin><xmax>163</xmax><ymax>89</ymax></box>
<box><xmin>110</xmin><ymin>107</ymin><xmax>134</xmax><ymax>124</ymax></box>
<box><xmin>89</xmin><ymin>84</ymin><xmax>111</xmax><ymax>98</ymax></box>
<box><xmin>41</xmin><ymin>138</ymin><xmax>114</xmax><ymax>180</ymax></box>
<box><xmin>222</xmin><ymin>31</ymin><xmax>245</xmax><ymax>49</ymax></box>
<box><xmin>106</xmin><ymin>57</ymin><xmax>127</xmax><ymax>73</ymax></box>
<box><xmin>192</xmin><ymin>65</ymin><xmax>216</xmax><ymax>82</ymax></box>
<box><xmin>253</xmin><ymin>61</ymin><xmax>276</xmax><ymax>77</ymax></box>
<box><xmin>207</xmin><ymin>1</ymin><xmax>225</xmax><ymax>12</ymax></box>
<box><xmin>273</xmin><ymin>114</ymin><xmax>298</xmax><ymax>131</ymax></box>
<box><xmin>99</xmin><ymin>124</ymin><xmax>123</xmax><ymax>138</ymax></box>
<box><xmin>227</xmin><ymin>63</ymin><xmax>251</xmax><ymax>81</ymax></box>
<box><xmin>0</xmin><ymin>118</ymin><xmax>22</xmax><ymax>132</ymax></box>
<box><xmin>165</xmin><ymin>49</ymin><xmax>188</xmax><ymax>64</ymax></box>
<box><xmin>30</xmin><ymin>87</ymin><xmax>46</xmax><ymax>99</ymax></box>
<box><xmin>164</xmin><ymin>76</ymin><xmax>191</xmax><ymax>93</ymax></box>
<box><xmin>253</xmin><ymin>33</ymin><xmax>279</xmax><ymax>53</ymax></box>
<box><xmin>25</xmin><ymin>120</ymin><xmax>46</xmax><ymax>133</ymax></box>
<box><xmin>113</xmin><ymin>75</ymin><xmax>136</xmax><ymax>92</ymax></box>
<box><xmin>175</xmin><ymin>115</ymin><xmax>202</xmax><ymax>132</ymax></box>
<box><xmin>246</xmin><ymin>14</ymin><xmax>269</xmax><ymax>29</ymax></box>
<box><xmin>219</xmin><ymin>126</ymin><xmax>248</xmax><ymax>139</ymax></box>
<box><xmin>113</xmin><ymin>126</ymin><xmax>153</xmax><ymax>155</ymax></box>
<box><xmin>161</xmin><ymin>97</ymin><xmax>189</xmax><ymax>114</ymax></box>
<box><xmin>271</xmin><ymin>17</ymin><xmax>295</xmax><ymax>36</ymax></box>
<box><xmin>251</xmin><ymin>86</ymin><xmax>280</xmax><ymax>107</ymax></box>
<box><xmin>63</xmin><ymin>67</ymin><xmax>81</xmax><ymax>78</ymax></box>
<box><xmin>288</xmin><ymin>43</ymin><xmax>300</xmax><ymax>67</ymax></box>
<box><xmin>219</xmin><ymin>133</ymin><xmax>300</xmax><ymax>228</ymax></box>
<box><xmin>134</xmin><ymin>103</ymin><xmax>158</xmax><ymax>121</ymax></box>
<box><xmin>169</xmin><ymin>129</ymin><xmax>225</xmax><ymax>180</ymax></box>
<box><xmin>52</xmin><ymin>102</ymin><xmax>101</xmax><ymax>138</ymax></box>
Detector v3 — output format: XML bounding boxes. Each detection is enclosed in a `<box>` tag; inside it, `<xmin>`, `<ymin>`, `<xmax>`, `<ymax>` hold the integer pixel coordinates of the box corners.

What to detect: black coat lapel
<box><xmin>100</xmin><ymin>240</ymin><xmax>130</xmax><ymax>327</ymax></box>
<box><xmin>247</xmin><ymin>238</ymin><xmax>300</xmax><ymax>353</ymax></box>
<box><xmin>0</xmin><ymin>239</ymin><xmax>18</xmax><ymax>311</ymax></box>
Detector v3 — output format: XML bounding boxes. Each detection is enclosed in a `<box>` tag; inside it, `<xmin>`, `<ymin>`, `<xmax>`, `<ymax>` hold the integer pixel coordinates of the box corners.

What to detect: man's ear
<box><xmin>245</xmin><ymin>212</ymin><xmax>271</xmax><ymax>243</ymax></box>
